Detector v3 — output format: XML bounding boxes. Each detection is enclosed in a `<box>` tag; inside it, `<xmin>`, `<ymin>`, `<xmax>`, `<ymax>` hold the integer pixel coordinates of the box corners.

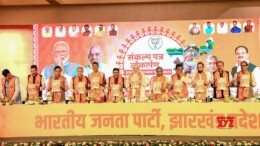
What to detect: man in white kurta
<box><xmin>126</xmin><ymin>64</ymin><xmax>149</xmax><ymax>102</ymax></box>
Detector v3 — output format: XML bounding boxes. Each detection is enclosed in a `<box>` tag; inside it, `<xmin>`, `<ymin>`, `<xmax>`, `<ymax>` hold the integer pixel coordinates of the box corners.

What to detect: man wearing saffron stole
<box><xmin>88</xmin><ymin>62</ymin><xmax>106</xmax><ymax>103</ymax></box>
<box><xmin>169</xmin><ymin>64</ymin><xmax>188</xmax><ymax>99</ymax></box>
<box><xmin>70</xmin><ymin>67</ymin><xmax>89</xmax><ymax>103</ymax></box>
<box><xmin>0</xmin><ymin>69</ymin><xmax>21</xmax><ymax>104</ymax></box>
<box><xmin>47</xmin><ymin>66</ymin><xmax>68</xmax><ymax>103</ymax></box>
<box><xmin>212</xmin><ymin>61</ymin><xmax>231</xmax><ymax>101</ymax></box>
<box><xmin>106</xmin><ymin>68</ymin><xmax>125</xmax><ymax>103</ymax></box>
<box><xmin>41</xmin><ymin>41</ymin><xmax>81</xmax><ymax>101</ymax></box>
<box><xmin>192</xmin><ymin>62</ymin><xmax>211</xmax><ymax>101</ymax></box>
<box><xmin>84</xmin><ymin>45</ymin><xmax>108</xmax><ymax>77</ymax></box>
<box><xmin>26</xmin><ymin>65</ymin><xmax>45</xmax><ymax>101</ymax></box>
<box><xmin>150</xmin><ymin>67</ymin><xmax>169</xmax><ymax>102</ymax></box>
<box><xmin>233</xmin><ymin>61</ymin><xmax>256</xmax><ymax>101</ymax></box>
<box><xmin>231</xmin><ymin>46</ymin><xmax>260</xmax><ymax>92</ymax></box>
<box><xmin>126</xmin><ymin>64</ymin><xmax>149</xmax><ymax>102</ymax></box>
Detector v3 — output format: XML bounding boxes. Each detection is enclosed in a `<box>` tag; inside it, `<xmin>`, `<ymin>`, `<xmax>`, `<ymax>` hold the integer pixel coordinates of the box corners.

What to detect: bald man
<box><xmin>125</xmin><ymin>64</ymin><xmax>149</xmax><ymax>102</ymax></box>
<box><xmin>84</xmin><ymin>45</ymin><xmax>108</xmax><ymax>76</ymax></box>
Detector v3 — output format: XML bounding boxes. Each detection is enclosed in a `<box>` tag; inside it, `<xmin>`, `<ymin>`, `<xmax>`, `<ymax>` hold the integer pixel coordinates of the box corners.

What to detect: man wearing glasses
<box><xmin>233</xmin><ymin>61</ymin><xmax>256</xmax><ymax>101</ymax></box>
<box><xmin>231</xmin><ymin>46</ymin><xmax>260</xmax><ymax>92</ymax></box>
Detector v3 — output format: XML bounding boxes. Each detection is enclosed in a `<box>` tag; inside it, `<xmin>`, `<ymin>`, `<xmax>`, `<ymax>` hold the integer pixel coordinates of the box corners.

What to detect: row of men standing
<box><xmin>0</xmin><ymin>59</ymin><xmax>256</xmax><ymax>103</ymax></box>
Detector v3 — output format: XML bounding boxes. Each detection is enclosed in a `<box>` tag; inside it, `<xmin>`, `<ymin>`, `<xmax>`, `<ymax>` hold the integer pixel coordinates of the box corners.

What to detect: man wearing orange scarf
<box><xmin>106</xmin><ymin>68</ymin><xmax>125</xmax><ymax>102</ymax></box>
<box><xmin>150</xmin><ymin>67</ymin><xmax>169</xmax><ymax>102</ymax></box>
<box><xmin>233</xmin><ymin>61</ymin><xmax>256</xmax><ymax>101</ymax></box>
<box><xmin>70</xmin><ymin>67</ymin><xmax>89</xmax><ymax>103</ymax></box>
<box><xmin>88</xmin><ymin>62</ymin><xmax>106</xmax><ymax>103</ymax></box>
<box><xmin>47</xmin><ymin>66</ymin><xmax>68</xmax><ymax>103</ymax></box>
<box><xmin>169</xmin><ymin>64</ymin><xmax>188</xmax><ymax>99</ymax></box>
<box><xmin>26</xmin><ymin>65</ymin><xmax>45</xmax><ymax>101</ymax></box>
<box><xmin>212</xmin><ymin>61</ymin><xmax>231</xmax><ymax>101</ymax></box>
<box><xmin>1</xmin><ymin>69</ymin><xmax>21</xmax><ymax>103</ymax></box>
<box><xmin>192</xmin><ymin>62</ymin><xmax>211</xmax><ymax>101</ymax></box>
<box><xmin>126</xmin><ymin>64</ymin><xmax>149</xmax><ymax>102</ymax></box>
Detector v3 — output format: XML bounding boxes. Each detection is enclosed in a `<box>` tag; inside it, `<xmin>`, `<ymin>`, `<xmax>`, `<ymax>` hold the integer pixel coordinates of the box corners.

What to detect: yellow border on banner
<box><xmin>0</xmin><ymin>102</ymin><xmax>260</xmax><ymax>137</ymax></box>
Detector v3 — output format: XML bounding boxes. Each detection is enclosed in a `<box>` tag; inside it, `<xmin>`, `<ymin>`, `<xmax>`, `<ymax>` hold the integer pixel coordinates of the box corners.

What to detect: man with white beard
<box><xmin>42</xmin><ymin>41</ymin><xmax>81</xmax><ymax>80</ymax></box>
<box><xmin>41</xmin><ymin>41</ymin><xmax>81</xmax><ymax>101</ymax></box>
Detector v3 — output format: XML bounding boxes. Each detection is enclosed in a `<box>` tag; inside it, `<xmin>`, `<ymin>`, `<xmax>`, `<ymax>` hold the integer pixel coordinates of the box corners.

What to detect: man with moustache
<box><xmin>70</xmin><ymin>67</ymin><xmax>89</xmax><ymax>103</ymax></box>
<box><xmin>231</xmin><ymin>46</ymin><xmax>260</xmax><ymax>91</ymax></box>
<box><xmin>106</xmin><ymin>68</ymin><xmax>125</xmax><ymax>102</ymax></box>
<box><xmin>84</xmin><ymin>45</ymin><xmax>108</xmax><ymax>76</ymax></box>
<box><xmin>192</xmin><ymin>62</ymin><xmax>212</xmax><ymax>101</ymax></box>
<box><xmin>150</xmin><ymin>67</ymin><xmax>169</xmax><ymax>102</ymax></box>
<box><xmin>212</xmin><ymin>61</ymin><xmax>231</xmax><ymax>101</ymax></box>
<box><xmin>26</xmin><ymin>65</ymin><xmax>45</xmax><ymax>100</ymax></box>
<box><xmin>46</xmin><ymin>66</ymin><xmax>69</xmax><ymax>103</ymax></box>
<box><xmin>88</xmin><ymin>62</ymin><xmax>106</xmax><ymax>103</ymax></box>
<box><xmin>206</xmin><ymin>55</ymin><xmax>218</xmax><ymax>73</ymax></box>
<box><xmin>233</xmin><ymin>61</ymin><xmax>256</xmax><ymax>101</ymax></box>
<box><xmin>126</xmin><ymin>64</ymin><xmax>149</xmax><ymax>102</ymax></box>
<box><xmin>169</xmin><ymin>64</ymin><xmax>188</xmax><ymax>99</ymax></box>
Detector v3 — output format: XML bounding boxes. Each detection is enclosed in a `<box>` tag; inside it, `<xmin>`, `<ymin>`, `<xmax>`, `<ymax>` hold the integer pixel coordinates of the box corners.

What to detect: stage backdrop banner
<box><xmin>34</xmin><ymin>18</ymin><xmax>260</xmax><ymax>94</ymax></box>
<box><xmin>1</xmin><ymin>103</ymin><xmax>260</xmax><ymax>137</ymax></box>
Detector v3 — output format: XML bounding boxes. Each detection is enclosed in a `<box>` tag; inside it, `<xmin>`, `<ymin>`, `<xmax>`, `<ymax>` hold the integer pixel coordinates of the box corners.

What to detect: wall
<box><xmin>0</xmin><ymin>0</ymin><xmax>260</xmax><ymax>24</ymax></box>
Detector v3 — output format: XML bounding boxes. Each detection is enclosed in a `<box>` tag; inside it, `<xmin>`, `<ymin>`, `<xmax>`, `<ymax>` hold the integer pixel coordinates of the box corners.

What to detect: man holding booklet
<box><xmin>26</xmin><ymin>65</ymin><xmax>45</xmax><ymax>101</ymax></box>
<box><xmin>233</xmin><ymin>61</ymin><xmax>256</xmax><ymax>101</ymax></box>
<box><xmin>70</xmin><ymin>67</ymin><xmax>89</xmax><ymax>103</ymax></box>
<box><xmin>106</xmin><ymin>68</ymin><xmax>125</xmax><ymax>103</ymax></box>
<box><xmin>46</xmin><ymin>66</ymin><xmax>69</xmax><ymax>103</ymax></box>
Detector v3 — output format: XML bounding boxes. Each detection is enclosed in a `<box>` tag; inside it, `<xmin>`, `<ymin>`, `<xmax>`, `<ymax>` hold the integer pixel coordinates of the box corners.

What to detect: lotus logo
<box><xmin>148</xmin><ymin>35</ymin><xmax>163</xmax><ymax>50</ymax></box>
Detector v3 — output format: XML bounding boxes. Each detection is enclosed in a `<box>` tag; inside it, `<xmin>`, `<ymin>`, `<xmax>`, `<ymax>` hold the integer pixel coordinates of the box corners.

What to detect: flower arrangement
<box><xmin>0</xmin><ymin>97</ymin><xmax>11</xmax><ymax>105</ymax></box>
<box><xmin>47</xmin><ymin>95</ymin><xmax>52</xmax><ymax>101</ymax></box>
<box><xmin>2</xmin><ymin>139</ymin><xmax>260</xmax><ymax>146</ymax></box>
<box><xmin>251</xmin><ymin>90</ymin><xmax>260</xmax><ymax>102</ymax></box>
<box><xmin>168</xmin><ymin>94</ymin><xmax>179</xmax><ymax>103</ymax></box>
<box><xmin>68</xmin><ymin>96</ymin><xmax>74</xmax><ymax>104</ymax></box>
<box><xmin>173</xmin><ymin>94</ymin><xmax>180</xmax><ymax>100</ymax></box>
<box><xmin>148</xmin><ymin>94</ymin><xmax>153</xmax><ymax>102</ymax></box>
<box><xmin>225</xmin><ymin>95</ymin><xmax>234</xmax><ymax>102</ymax></box>
<box><xmin>195</xmin><ymin>94</ymin><xmax>203</xmax><ymax>102</ymax></box>
<box><xmin>85</xmin><ymin>96</ymin><xmax>90</xmax><ymax>102</ymax></box>
<box><xmin>117</xmin><ymin>95</ymin><xmax>125</xmax><ymax>103</ymax></box>
<box><xmin>25</xmin><ymin>97</ymin><xmax>42</xmax><ymax>105</ymax></box>
<box><xmin>187</xmin><ymin>97</ymin><xmax>193</xmax><ymax>102</ymax></box>
<box><xmin>255</xmin><ymin>89</ymin><xmax>260</xmax><ymax>100</ymax></box>
<box><xmin>89</xmin><ymin>92</ymin><xmax>97</xmax><ymax>103</ymax></box>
